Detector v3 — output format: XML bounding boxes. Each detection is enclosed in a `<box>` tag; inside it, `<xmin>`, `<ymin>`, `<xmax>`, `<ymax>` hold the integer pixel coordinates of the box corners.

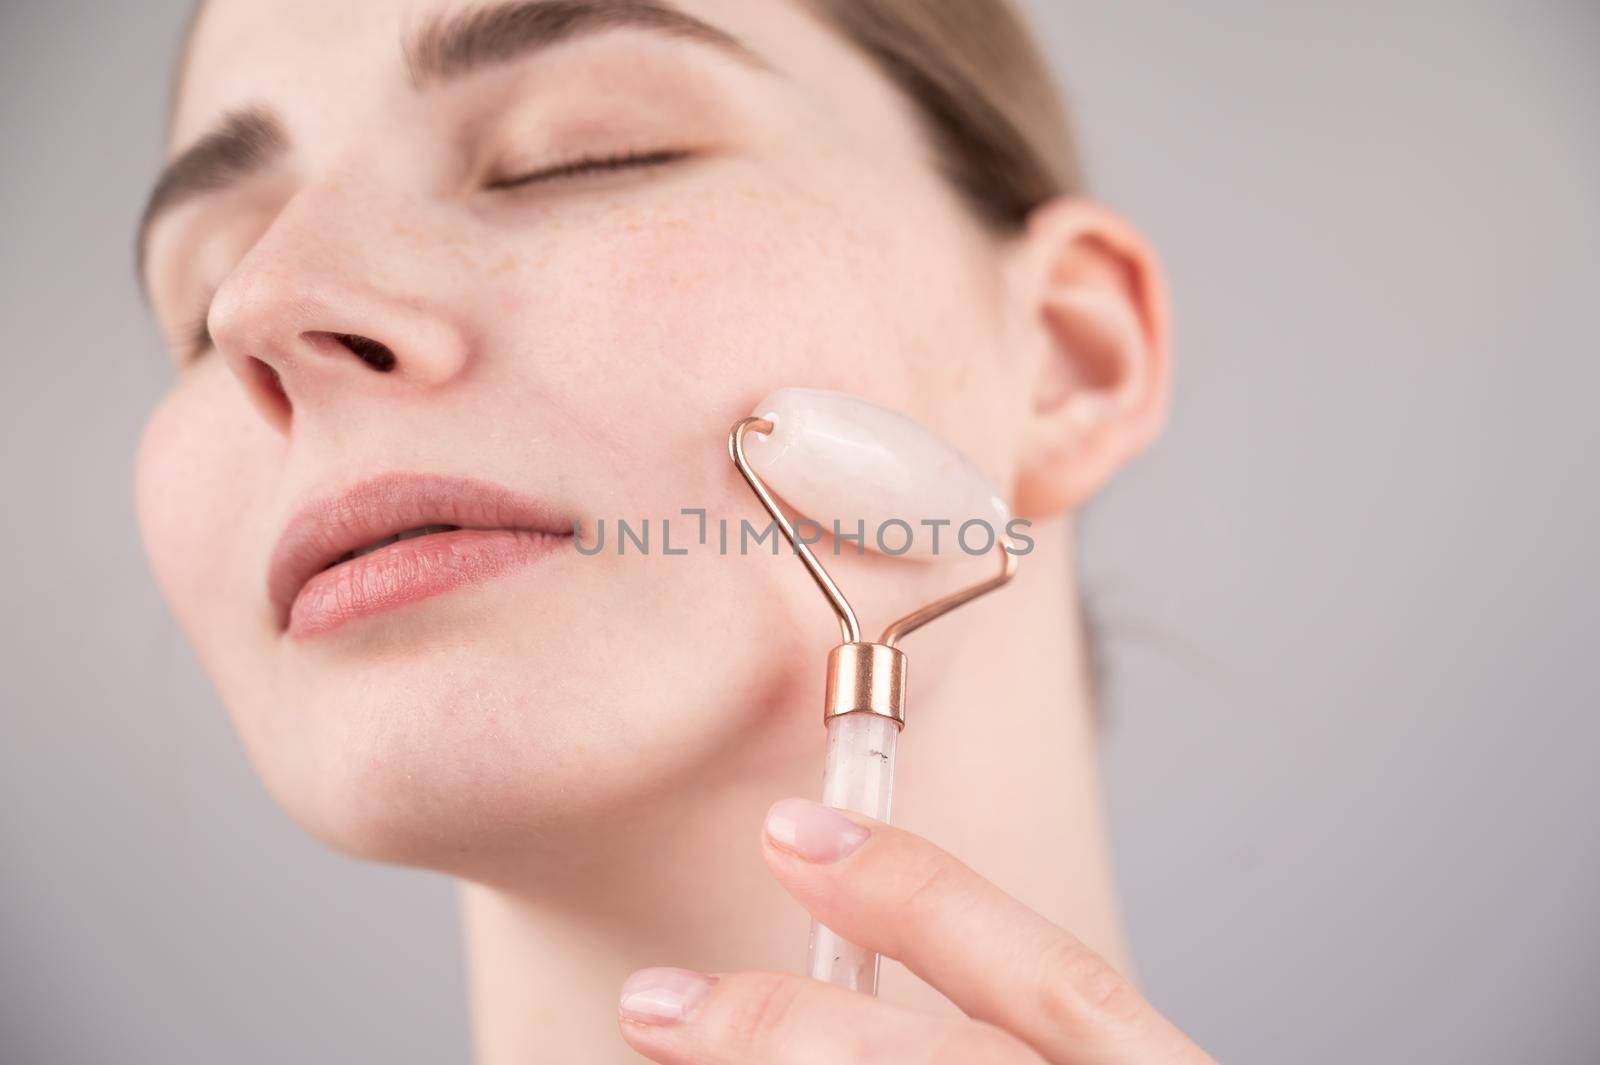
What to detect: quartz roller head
<box><xmin>728</xmin><ymin>387</ymin><xmax>1019</xmax><ymax>997</ymax></box>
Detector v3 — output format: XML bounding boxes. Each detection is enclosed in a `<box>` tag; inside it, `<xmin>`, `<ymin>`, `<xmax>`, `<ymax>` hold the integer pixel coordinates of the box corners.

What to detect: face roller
<box><xmin>727</xmin><ymin>387</ymin><xmax>1020</xmax><ymax>996</ymax></box>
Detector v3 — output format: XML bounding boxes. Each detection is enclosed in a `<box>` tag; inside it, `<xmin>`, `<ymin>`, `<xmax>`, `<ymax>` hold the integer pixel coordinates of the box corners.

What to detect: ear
<box><xmin>1005</xmin><ymin>198</ymin><xmax>1171</xmax><ymax>518</ymax></box>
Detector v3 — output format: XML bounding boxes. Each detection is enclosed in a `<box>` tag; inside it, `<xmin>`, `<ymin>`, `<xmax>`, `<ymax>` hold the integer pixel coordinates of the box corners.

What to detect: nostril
<box><xmin>321</xmin><ymin>332</ymin><xmax>397</xmax><ymax>373</ymax></box>
<box><xmin>245</xmin><ymin>355</ymin><xmax>293</xmax><ymax>428</ymax></box>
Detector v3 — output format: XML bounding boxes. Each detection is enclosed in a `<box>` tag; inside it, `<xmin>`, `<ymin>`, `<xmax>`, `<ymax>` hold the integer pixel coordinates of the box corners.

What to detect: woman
<box><xmin>135</xmin><ymin>0</ymin><xmax>1204</xmax><ymax>1060</ymax></box>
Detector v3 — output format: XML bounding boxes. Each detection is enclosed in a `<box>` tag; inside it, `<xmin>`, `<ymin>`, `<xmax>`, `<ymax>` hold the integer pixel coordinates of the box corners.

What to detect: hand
<box><xmin>617</xmin><ymin>798</ymin><xmax>1216</xmax><ymax>1063</ymax></box>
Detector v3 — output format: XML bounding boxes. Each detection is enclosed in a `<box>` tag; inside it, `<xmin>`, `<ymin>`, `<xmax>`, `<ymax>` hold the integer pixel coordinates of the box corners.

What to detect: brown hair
<box><xmin>804</xmin><ymin>0</ymin><xmax>1083</xmax><ymax>230</ymax></box>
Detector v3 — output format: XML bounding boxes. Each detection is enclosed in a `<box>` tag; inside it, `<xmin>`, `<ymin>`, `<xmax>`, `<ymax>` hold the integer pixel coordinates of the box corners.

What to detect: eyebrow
<box><xmin>136</xmin><ymin>0</ymin><xmax>762</xmax><ymax>284</ymax></box>
<box><xmin>404</xmin><ymin>0</ymin><xmax>766</xmax><ymax>87</ymax></box>
<box><xmin>135</xmin><ymin>106</ymin><xmax>289</xmax><ymax>281</ymax></box>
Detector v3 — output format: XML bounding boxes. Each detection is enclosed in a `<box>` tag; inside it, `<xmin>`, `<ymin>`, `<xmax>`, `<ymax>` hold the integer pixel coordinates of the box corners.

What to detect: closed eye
<box><xmin>487</xmin><ymin>148</ymin><xmax>692</xmax><ymax>191</ymax></box>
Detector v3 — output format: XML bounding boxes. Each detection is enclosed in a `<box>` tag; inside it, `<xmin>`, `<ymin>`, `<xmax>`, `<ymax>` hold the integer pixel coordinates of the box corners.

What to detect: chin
<box><xmin>160</xmin><ymin>529</ymin><xmax>820</xmax><ymax>878</ymax></box>
<box><xmin>239</xmin><ymin>649</ymin><xmax>597</xmax><ymax>873</ymax></box>
<box><xmin>233</xmin><ymin>605</ymin><xmax>807</xmax><ymax>879</ymax></box>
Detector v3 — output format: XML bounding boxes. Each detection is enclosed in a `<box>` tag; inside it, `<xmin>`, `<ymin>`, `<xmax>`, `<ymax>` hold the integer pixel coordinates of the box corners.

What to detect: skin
<box><xmin>135</xmin><ymin>0</ymin><xmax>1198</xmax><ymax>1060</ymax></box>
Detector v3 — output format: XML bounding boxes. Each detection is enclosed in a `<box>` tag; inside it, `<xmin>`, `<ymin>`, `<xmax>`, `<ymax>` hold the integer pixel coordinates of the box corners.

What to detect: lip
<box><xmin>268</xmin><ymin>473</ymin><xmax>572</xmax><ymax>638</ymax></box>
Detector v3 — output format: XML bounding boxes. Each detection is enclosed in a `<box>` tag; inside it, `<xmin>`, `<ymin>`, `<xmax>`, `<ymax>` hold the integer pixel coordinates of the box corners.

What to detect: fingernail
<box><xmin>764</xmin><ymin>798</ymin><xmax>871</xmax><ymax>862</ymax></box>
<box><xmin>619</xmin><ymin>967</ymin><xmax>715</xmax><ymax>1026</ymax></box>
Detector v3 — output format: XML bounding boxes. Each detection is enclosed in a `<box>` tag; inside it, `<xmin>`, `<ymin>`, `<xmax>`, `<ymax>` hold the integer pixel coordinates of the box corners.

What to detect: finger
<box><xmin>617</xmin><ymin>966</ymin><xmax>1046</xmax><ymax>1065</ymax></box>
<box><xmin>761</xmin><ymin>798</ymin><xmax>1213</xmax><ymax>1064</ymax></box>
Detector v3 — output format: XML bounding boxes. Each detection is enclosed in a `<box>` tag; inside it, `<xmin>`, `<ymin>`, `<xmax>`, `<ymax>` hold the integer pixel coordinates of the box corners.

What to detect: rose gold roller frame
<box><xmin>728</xmin><ymin>414</ymin><xmax>1019</xmax><ymax>994</ymax></box>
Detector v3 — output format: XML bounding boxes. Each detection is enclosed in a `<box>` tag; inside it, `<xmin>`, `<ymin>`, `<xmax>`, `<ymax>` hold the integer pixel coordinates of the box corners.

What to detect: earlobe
<box><xmin>1010</xmin><ymin>199</ymin><xmax>1171</xmax><ymax>519</ymax></box>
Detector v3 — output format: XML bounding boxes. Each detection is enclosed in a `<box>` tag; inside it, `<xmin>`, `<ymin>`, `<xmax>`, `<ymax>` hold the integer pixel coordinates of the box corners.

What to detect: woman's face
<box><xmin>136</xmin><ymin>0</ymin><xmax>1036</xmax><ymax>876</ymax></box>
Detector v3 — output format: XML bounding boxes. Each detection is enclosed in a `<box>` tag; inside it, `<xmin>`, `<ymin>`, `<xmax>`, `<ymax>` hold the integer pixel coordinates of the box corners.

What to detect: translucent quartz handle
<box><xmin>808</xmin><ymin>712</ymin><xmax>898</xmax><ymax>994</ymax></box>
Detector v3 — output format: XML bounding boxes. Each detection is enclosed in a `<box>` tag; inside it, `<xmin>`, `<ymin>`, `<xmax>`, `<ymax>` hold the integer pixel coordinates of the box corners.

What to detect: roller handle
<box><xmin>806</xmin><ymin>712</ymin><xmax>898</xmax><ymax>994</ymax></box>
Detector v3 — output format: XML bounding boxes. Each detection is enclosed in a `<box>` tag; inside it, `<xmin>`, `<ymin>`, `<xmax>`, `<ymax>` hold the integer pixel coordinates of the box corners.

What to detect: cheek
<box><xmin>138</xmin><ymin>376</ymin><xmax>232</xmax><ymax>613</ymax></box>
<box><xmin>548</xmin><ymin>187</ymin><xmax>1016</xmax><ymax>520</ymax></box>
<box><xmin>498</xmin><ymin>180</ymin><xmax>935</xmax><ymax>396</ymax></box>
<box><xmin>485</xmin><ymin>184</ymin><xmax>964</xmax><ymax>510</ymax></box>
<box><xmin>135</xmin><ymin>367</ymin><xmax>276</xmax><ymax>684</ymax></box>
<box><xmin>539</xmin><ymin>175</ymin><xmax>1008</xmax><ymax>424</ymax></box>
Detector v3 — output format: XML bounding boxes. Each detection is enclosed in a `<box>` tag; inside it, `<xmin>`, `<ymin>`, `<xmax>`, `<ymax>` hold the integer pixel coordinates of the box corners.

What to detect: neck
<box><xmin>461</xmin><ymin>525</ymin><xmax>1123</xmax><ymax>1064</ymax></box>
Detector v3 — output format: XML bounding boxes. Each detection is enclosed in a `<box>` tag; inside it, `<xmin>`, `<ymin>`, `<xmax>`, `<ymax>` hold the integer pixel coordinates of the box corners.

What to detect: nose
<box><xmin>206</xmin><ymin>184</ymin><xmax>472</xmax><ymax>433</ymax></box>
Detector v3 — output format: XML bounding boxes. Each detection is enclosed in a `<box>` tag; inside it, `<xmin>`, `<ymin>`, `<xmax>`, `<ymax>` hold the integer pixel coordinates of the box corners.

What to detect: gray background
<box><xmin>2</xmin><ymin>1</ymin><xmax>1596</xmax><ymax>1061</ymax></box>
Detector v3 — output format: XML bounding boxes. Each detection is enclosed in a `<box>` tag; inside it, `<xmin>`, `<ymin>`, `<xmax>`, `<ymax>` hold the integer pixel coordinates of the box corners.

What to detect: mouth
<box><xmin>322</xmin><ymin>523</ymin><xmax>465</xmax><ymax>568</ymax></box>
<box><xmin>268</xmin><ymin>473</ymin><xmax>573</xmax><ymax>639</ymax></box>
